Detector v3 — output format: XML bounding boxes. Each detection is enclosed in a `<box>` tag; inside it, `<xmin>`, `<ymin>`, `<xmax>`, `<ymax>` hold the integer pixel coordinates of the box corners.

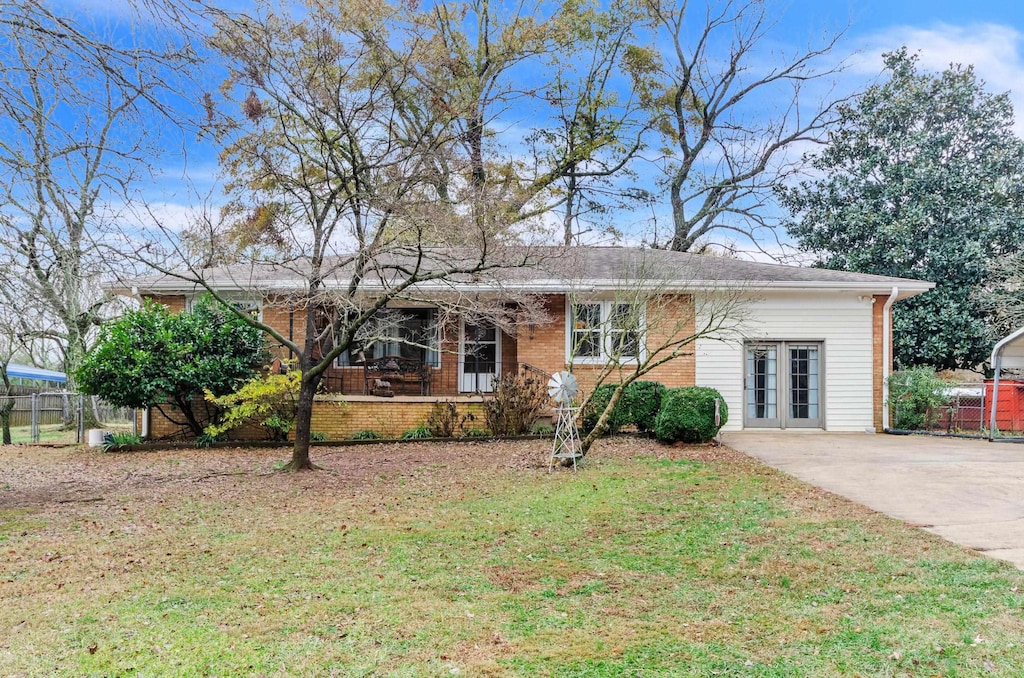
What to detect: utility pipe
<box><xmin>881</xmin><ymin>286</ymin><xmax>899</xmax><ymax>431</ymax></box>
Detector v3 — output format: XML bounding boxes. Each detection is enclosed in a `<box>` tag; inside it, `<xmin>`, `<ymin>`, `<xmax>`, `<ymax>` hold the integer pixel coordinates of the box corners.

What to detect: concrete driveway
<box><xmin>723</xmin><ymin>432</ymin><xmax>1024</xmax><ymax>569</ymax></box>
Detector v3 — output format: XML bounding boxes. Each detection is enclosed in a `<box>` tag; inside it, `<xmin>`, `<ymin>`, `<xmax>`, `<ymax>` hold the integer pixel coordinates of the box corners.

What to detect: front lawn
<box><xmin>1</xmin><ymin>439</ymin><xmax>1021</xmax><ymax>676</ymax></box>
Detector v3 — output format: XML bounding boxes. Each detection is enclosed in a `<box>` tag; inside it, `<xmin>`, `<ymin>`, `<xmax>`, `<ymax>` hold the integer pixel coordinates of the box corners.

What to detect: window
<box><xmin>569</xmin><ymin>301</ymin><xmax>643</xmax><ymax>362</ymax></box>
<box><xmin>571</xmin><ymin>303</ymin><xmax>602</xmax><ymax>358</ymax></box>
<box><xmin>608</xmin><ymin>303</ymin><xmax>641</xmax><ymax>358</ymax></box>
<box><xmin>338</xmin><ymin>308</ymin><xmax>439</xmax><ymax>367</ymax></box>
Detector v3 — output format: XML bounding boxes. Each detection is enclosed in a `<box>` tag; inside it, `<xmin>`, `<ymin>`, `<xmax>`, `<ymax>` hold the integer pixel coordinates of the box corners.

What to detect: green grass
<box><xmin>4</xmin><ymin>422</ymin><xmax>132</xmax><ymax>444</ymax></box>
<box><xmin>1</xmin><ymin>441</ymin><xmax>1022</xmax><ymax>676</ymax></box>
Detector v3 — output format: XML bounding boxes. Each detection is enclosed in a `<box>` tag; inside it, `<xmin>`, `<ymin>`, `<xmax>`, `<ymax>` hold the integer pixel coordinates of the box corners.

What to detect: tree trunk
<box><xmin>1</xmin><ymin>402</ymin><xmax>12</xmax><ymax>445</ymax></box>
<box><xmin>576</xmin><ymin>376</ymin><xmax>634</xmax><ymax>460</ymax></box>
<box><xmin>284</xmin><ymin>373</ymin><xmax>320</xmax><ymax>471</ymax></box>
<box><xmin>563</xmin><ymin>169</ymin><xmax>577</xmax><ymax>246</ymax></box>
<box><xmin>173</xmin><ymin>395</ymin><xmax>206</xmax><ymax>437</ymax></box>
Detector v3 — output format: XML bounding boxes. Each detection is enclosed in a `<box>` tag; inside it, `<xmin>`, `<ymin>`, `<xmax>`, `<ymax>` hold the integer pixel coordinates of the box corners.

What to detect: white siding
<box><xmin>695</xmin><ymin>291</ymin><xmax>875</xmax><ymax>432</ymax></box>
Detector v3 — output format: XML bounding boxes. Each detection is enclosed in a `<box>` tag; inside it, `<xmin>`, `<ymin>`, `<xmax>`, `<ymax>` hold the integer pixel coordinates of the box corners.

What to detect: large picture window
<box><xmin>569</xmin><ymin>301</ymin><xmax>643</xmax><ymax>362</ymax></box>
<box><xmin>338</xmin><ymin>308</ymin><xmax>439</xmax><ymax>367</ymax></box>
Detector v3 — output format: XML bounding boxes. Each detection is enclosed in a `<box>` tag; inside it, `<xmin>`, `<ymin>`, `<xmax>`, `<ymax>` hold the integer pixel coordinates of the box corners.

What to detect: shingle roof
<box><xmin>111</xmin><ymin>246</ymin><xmax>934</xmax><ymax>297</ymax></box>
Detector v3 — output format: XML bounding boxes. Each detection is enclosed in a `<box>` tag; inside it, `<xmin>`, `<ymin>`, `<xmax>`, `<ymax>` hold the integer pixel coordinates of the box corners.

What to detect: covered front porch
<box><xmin>316</xmin><ymin>304</ymin><xmax>559</xmax><ymax>398</ymax></box>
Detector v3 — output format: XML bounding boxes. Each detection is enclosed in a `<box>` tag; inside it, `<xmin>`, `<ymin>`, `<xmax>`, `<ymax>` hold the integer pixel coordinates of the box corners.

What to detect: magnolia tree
<box><xmin>562</xmin><ymin>251</ymin><xmax>748</xmax><ymax>457</ymax></box>
<box><xmin>77</xmin><ymin>298</ymin><xmax>267</xmax><ymax>436</ymax></box>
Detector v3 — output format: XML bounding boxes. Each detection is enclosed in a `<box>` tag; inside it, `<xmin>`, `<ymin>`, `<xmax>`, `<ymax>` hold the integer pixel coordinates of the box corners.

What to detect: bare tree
<box><xmin>0</xmin><ymin>1</ymin><xmax>197</xmax><ymax>398</ymax></box>
<box><xmin>130</xmin><ymin>1</ymin><xmax>589</xmax><ymax>470</ymax></box>
<box><xmin>522</xmin><ymin>0</ymin><xmax>654</xmax><ymax>245</ymax></box>
<box><xmin>636</xmin><ymin>0</ymin><xmax>844</xmax><ymax>252</ymax></box>
<box><xmin>0</xmin><ymin>270</ymin><xmax>54</xmax><ymax>444</ymax></box>
<box><xmin>562</xmin><ymin>252</ymin><xmax>748</xmax><ymax>457</ymax></box>
<box><xmin>984</xmin><ymin>252</ymin><xmax>1024</xmax><ymax>339</ymax></box>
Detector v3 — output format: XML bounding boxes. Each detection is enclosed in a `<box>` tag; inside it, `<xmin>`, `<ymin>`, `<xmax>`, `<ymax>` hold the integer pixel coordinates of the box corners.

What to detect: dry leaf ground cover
<box><xmin>1</xmin><ymin>437</ymin><xmax>1023</xmax><ymax>676</ymax></box>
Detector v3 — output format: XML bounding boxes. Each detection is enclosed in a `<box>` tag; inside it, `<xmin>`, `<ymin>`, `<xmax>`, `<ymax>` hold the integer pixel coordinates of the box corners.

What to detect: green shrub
<box><xmin>530</xmin><ymin>422</ymin><xmax>554</xmax><ymax>436</ymax></box>
<box><xmin>620</xmin><ymin>381</ymin><xmax>667</xmax><ymax>432</ymax></box>
<box><xmin>401</xmin><ymin>425</ymin><xmax>433</xmax><ymax>440</ymax></box>
<box><xmin>888</xmin><ymin>366</ymin><xmax>951</xmax><ymax>430</ymax></box>
<box><xmin>102</xmin><ymin>431</ymin><xmax>142</xmax><ymax>452</ymax></box>
<box><xmin>350</xmin><ymin>429</ymin><xmax>381</xmax><ymax>441</ymax></box>
<box><xmin>462</xmin><ymin>427</ymin><xmax>491</xmax><ymax>438</ymax></box>
<box><xmin>427</xmin><ymin>401</ymin><xmax>459</xmax><ymax>438</ymax></box>
<box><xmin>205</xmin><ymin>370</ymin><xmax>301</xmax><ymax>441</ymax></box>
<box><xmin>583</xmin><ymin>381</ymin><xmax>668</xmax><ymax>435</ymax></box>
<box><xmin>654</xmin><ymin>387</ymin><xmax>728</xmax><ymax>444</ymax></box>
<box><xmin>194</xmin><ymin>432</ymin><xmax>223</xmax><ymax>448</ymax></box>
<box><xmin>310</xmin><ymin>431</ymin><xmax>328</xmax><ymax>442</ymax></box>
<box><xmin>581</xmin><ymin>384</ymin><xmax>625</xmax><ymax>434</ymax></box>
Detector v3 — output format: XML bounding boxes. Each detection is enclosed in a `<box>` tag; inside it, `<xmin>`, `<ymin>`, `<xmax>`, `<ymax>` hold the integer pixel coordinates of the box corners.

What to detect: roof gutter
<box><xmin>882</xmin><ymin>286</ymin><xmax>898</xmax><ymax>431</ymax></box>
<box><xmin>111</xmin><ymin>278</ymin><xmax>935</xmax><ymax>297</ymax></box>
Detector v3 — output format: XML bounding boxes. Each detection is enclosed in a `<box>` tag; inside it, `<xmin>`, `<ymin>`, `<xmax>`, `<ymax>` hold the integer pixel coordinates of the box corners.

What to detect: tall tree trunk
<box><xmin>563</xmin><ymin>169</ymin><xmax>577</xmax><ymax>246</ymax></box>
<box><xmin>64</xmin><ymin>327</ymin><xmax>100</xmax><ymax>428</ymax></box>
<box><xmin>286</xmin><ymin>373</ymin><xmax>320</xmax><ymax>471</ymax></box>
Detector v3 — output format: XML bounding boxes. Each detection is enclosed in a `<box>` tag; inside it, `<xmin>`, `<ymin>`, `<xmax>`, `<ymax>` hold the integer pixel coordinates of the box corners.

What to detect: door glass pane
<box><xmin>789</xmin><ymin>345</ymin><xmax>819</xmax><ymax>420</ymax></box>
<box><xmin>746</xmin><ymin>345</ymin><xmax>777</xmax><ymax>420</ymax></box>
<box><xmin>463</xmin><ymin>322</ymin><xmax>497</xmax><ymax>374</ymax></box>
<box><xmin>463</xmin><ymin>343</ymin><xmax>496</xmax><ymax>370</ymax></box>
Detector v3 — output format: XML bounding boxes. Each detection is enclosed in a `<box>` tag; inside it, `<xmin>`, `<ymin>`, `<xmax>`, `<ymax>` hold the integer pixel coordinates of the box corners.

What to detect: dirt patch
<box><xmin>0</xmin><ymin>436</ymin><xmax>673</xmax><ymax>511</ymax></box>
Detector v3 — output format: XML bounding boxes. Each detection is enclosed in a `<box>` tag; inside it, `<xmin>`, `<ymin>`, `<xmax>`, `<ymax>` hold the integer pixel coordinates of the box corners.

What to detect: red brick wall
<box><xmin>144</xmin><ymin>294</ymin><xmax>186</xmax><ymax>312</ymax></box>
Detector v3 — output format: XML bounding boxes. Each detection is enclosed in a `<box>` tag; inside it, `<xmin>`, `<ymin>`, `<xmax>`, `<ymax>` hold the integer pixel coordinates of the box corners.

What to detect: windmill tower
<box><xmin>547</xmin><ymin>370</ymin><xmax>582</xmax><ymax>471</ymax></box>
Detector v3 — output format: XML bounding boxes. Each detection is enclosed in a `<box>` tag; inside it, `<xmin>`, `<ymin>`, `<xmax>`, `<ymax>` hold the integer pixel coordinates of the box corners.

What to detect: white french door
<box><xmin>744</xmin><ymin>341</ymin><xmax>823</xmax><ymax>429</ymax></box>
<box><xmin>459</xmin><ymin>320</ymin><xmax>500</xmax><ymax>393</ymax></box>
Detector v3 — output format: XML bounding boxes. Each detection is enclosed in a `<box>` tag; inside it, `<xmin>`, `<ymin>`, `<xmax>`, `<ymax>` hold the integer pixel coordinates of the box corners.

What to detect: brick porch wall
<box><xmin>144</xmin><ymin>397</ymin><xmax>488</xmax><ymax>441</ymax></box>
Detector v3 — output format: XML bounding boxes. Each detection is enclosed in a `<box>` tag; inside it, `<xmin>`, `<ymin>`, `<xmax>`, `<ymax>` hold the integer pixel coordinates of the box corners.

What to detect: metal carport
<box><xmin>989</xmin><ymin>326</ymin><xmax>1024</xmax><ymax>439</ymax></box>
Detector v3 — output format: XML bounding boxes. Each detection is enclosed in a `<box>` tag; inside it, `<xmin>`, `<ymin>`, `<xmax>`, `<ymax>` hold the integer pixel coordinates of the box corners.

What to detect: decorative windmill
<box><xmin>547</xmin><ymin>370</ymin><xmax>582</xmax><ymax>471</ymax></box>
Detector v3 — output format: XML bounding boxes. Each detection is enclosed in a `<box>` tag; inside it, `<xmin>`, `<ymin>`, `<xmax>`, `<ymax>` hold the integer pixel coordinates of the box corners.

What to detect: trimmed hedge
<box><xmin>582</xmin><ymin>380</ymin><xmax>667</xmax><ymax>435</ymax></box>
<box><xmin>620</xmin><ymin>381</ymin><xmax>666</xmax><ymax>433</ymax></box>
<box><xmin>654</xmin><ymin>386</ymin><xmax>728</xmax><ymax>444</ymax></box>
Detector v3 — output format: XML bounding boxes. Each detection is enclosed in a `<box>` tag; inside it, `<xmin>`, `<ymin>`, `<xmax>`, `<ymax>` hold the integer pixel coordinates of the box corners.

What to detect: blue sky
<box><xmin>60</xmin><ymin>0</ymin><xmax>1024</xmax><ymax>259</ymax></box>
<box><xmin>786</xmin><ymin>0</ymin><xmax>1023</xmax><ymax>119</ymax></box>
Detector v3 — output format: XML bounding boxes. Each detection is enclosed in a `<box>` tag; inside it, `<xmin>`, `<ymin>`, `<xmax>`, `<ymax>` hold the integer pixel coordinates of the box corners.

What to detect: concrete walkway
<box><xmin>723</xmin><ymin>431</ymin><xmax>1024</xmax><ymax>569</ymax></box>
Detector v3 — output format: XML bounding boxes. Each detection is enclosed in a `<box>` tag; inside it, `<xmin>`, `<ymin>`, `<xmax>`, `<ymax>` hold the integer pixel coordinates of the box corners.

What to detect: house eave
<box><xmin>111</xmin><ymin>277</ymin><xmax>934</xmax><ymax>300</ymax></box>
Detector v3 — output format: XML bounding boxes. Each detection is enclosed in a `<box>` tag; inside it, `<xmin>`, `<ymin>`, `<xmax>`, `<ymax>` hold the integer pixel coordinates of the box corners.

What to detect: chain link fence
<box><xmin>1</xmin><ymin>391</ymin><xmax>136</xmax><ymax>444</ymax></box>
<box><xmin>891</xmin><ymin>381</ymin><xmax>1024</xmax><ymax>439</ymax></box>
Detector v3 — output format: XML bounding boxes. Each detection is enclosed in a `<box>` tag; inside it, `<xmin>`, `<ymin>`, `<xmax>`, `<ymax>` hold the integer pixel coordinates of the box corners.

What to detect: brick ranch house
<box><xmin>113</xmin><ymin>247</ymin><xmax>932</xmax><ymax>439</ymax></box>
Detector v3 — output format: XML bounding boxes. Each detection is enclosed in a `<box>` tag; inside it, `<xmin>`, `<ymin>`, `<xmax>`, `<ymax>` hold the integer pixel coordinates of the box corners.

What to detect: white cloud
<box><xmin>850</xmin><ymin>23</ymin><xmax>1024</xmax><ymax>133</ymax></box>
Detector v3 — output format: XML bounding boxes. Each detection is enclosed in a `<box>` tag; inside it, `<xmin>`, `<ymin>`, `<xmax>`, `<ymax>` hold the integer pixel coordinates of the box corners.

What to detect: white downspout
<box><xmin>882</xmin><ymin>286</ymin><xmax>899</xmax><ymax>431</ymax></box>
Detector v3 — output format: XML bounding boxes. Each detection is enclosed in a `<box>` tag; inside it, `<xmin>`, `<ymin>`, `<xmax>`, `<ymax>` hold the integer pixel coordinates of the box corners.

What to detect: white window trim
<box><xmin>565</xmin><ymin>300</ymin><xmax>646</xmax><ymax>365</ymax></box>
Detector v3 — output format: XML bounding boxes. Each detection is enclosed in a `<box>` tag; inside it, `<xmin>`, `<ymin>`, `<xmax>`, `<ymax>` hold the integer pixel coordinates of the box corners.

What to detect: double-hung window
<box><xmin>569</xmin><ymin>301</ymin><xmax>643</xmax><ymax>362</ymax></box>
